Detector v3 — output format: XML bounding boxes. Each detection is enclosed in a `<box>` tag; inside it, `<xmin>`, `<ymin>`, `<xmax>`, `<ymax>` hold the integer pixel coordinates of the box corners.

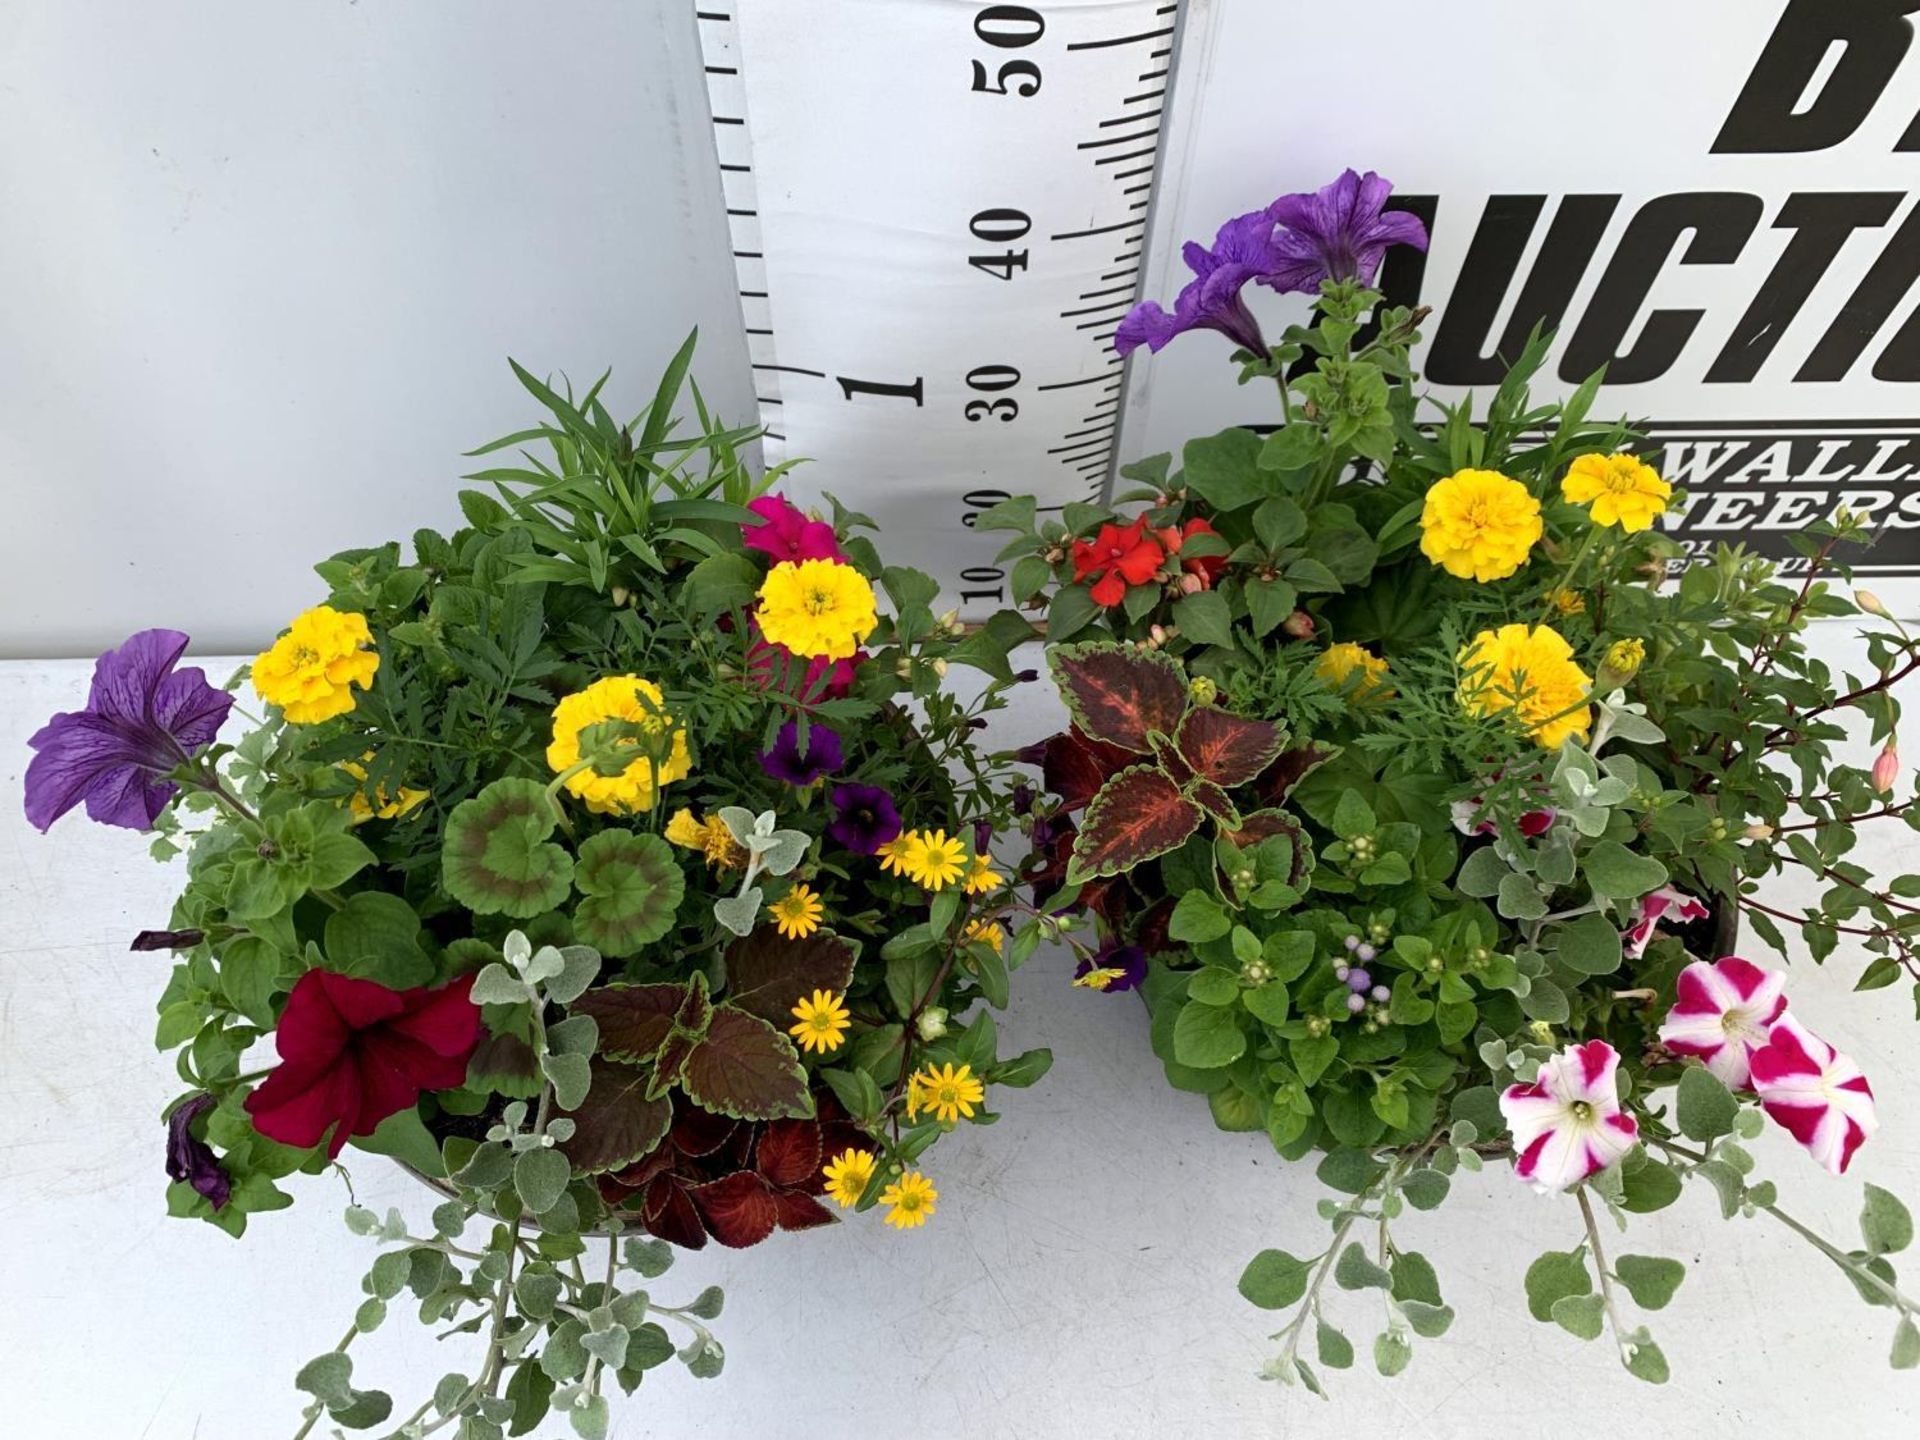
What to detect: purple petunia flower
<box><xmin>1115</xmin><ymin>208</ymin><xmax>1281</xmax><ymax>358</ymax></box>
<box><xmin>827</xmin><ymin>782</ymin><xmax>901</xmax><ymax>856</ymax></box>
<box><xmin>165</xmin><ymin>1093</ymin><xmax>232</xmax><ymax>1211</ymax></box>
<box><xmin>1074</xmin><ymin>942</ymin><xmax>1148</xmax><ymax>994</ymax></box>
<box><xmin>760</xmin><ymin>720</ymin><xmax>843</xmax><ymax>787</ymax></box>
<box><xmin>24</xmin><ymin>629</ymin><xmax>233</xmax><ymax>832</ymax></box>
<box><xmin>1261</xmin><ymin>169</ymin><xmax>1429</xmax><ymax>295</ymax></box>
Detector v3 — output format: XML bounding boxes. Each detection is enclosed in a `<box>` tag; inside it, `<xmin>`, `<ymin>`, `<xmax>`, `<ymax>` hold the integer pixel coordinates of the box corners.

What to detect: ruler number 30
<box><xmin>971</xmin><ymin>6</ymin><xmax>1043</xmax><ymax>97</ymax></box>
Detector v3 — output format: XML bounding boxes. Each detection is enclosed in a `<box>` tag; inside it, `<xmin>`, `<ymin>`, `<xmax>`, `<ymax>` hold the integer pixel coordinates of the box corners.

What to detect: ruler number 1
<box><xmin>970</xmin><ymin>6</ymin><xmax>1043</xmax><ymax>97</ymax></box>
<box><xmin>969</xmin><ymin>207</ymin><xmax>1030</xmax><ymax>283</ymax></box>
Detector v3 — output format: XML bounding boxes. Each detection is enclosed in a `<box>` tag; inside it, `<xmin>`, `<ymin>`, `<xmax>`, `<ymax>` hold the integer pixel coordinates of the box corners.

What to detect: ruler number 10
<box><xmin>970</xmin><ymin>6</ymin><xmax>1043</xmax><ymax>98</ymax></box>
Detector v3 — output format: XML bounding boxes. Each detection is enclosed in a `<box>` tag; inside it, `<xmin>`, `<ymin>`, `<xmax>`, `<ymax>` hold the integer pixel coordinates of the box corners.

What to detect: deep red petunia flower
<box><xmin>1071</xmin><ymin>516</ymin><xmax>1165</xmax><ymax>607</ymax></box>
<box><xmin>244</xmin><ymin>969</ymin><xmax>483</xmax><ymax>1158</ymax></box>
<box><xmin>1157</xmin><ymin>517</ymin><xmax>1228</xmax><ymax>589</ymax></box>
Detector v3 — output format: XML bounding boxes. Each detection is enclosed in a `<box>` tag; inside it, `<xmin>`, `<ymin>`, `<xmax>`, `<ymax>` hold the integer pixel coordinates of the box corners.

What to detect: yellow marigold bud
<box><xmin>1547</xmin><ymin>587</ymin><xmax>1586</xmax><ymax>616</ymax></box>
<box><xmin>1315</xmin><ymin>642</ymin><xmax>1391</xmax><ymax>700</ymax></box>
<box><xmin>1597</xmin><ymin>637</ymin><xmax>1646</xmax><ymax>687</ymax></box>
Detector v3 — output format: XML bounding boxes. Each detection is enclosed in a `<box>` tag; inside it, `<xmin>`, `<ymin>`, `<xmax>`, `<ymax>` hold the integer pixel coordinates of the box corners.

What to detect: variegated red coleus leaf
<box><xmin>1045</xmin><ymin>642</ymin><xmax>1289</xmax><ymax>884</ymax></box>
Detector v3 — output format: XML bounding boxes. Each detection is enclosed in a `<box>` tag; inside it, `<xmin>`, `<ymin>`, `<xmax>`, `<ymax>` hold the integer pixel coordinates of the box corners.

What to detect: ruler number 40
<box><xmin>969</xmin><ymin>207</ymin><xmax>1030</xmax><ymax>283</ymax></box>
<box><xmin>970</xmin><ymin>5</ymin><xmax>1044</xmax><ymax>97</ymax></box>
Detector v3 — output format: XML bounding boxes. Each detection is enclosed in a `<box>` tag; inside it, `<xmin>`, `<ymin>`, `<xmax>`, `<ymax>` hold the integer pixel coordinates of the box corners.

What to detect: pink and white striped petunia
<box><xmin>1623</xmin><ymin>885</ymin><xmax>1711</xmax><ymax>960</ymax></box>
<box><xmin>1500</xmin><ymin>1039</ymin><xmax>1641</xmax><ymax>1193</ymax></box>
<box><xmin>1748</xmin><ymin>1015</ymin><xmax>1879</xmax><ymax>1176</ymax></box>
<box><xmin>1656</xmin><ymin>956</ymin><xmax>1788</xmax><ymax>1091</ymax></box>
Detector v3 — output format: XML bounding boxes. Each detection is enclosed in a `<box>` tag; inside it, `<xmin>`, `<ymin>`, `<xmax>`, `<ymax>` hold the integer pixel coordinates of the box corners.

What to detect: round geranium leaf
<box><xmin>572</xmin><ymin>830</ymin><xmax>686</xmax><ymax>957</ymax></box>
<box><xmin>441</xmin><ymin>779</ymin><xmax>574</xmax><ymax>919</ymax></box>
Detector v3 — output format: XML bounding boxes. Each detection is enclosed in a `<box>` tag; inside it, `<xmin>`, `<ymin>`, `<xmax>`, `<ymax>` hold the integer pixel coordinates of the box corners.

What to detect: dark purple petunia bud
<box><xmin>165</xmin><ymin>1093</ymin><xmax>231</xmax><ymax>1211</ymax></box>
<box><xmin>1011</xmin><ymin>784</ymin><xmax>1035</xmax><ymax>816</ymax></box>
<box><xmin>131</xmin><ymin>928</ymin><xmax>206</xmax><ymax>952</ymax></box>
<box><xmin>759</xmin><ymin>720</ymin><xmax>844</xmax><ymax>787</ymax></box>
<box><xmin>1014</xmin><ymin>669</ymin><xmax>1039</xmax><ymax>684</ymax></box>
<box><xmin>827</xmin><ymin>782</ymin><xmax>902</xmax><ymax>856</ymax></box>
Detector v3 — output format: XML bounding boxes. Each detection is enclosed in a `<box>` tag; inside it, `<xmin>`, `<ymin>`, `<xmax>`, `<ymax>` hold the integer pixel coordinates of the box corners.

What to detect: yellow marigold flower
<box><xmin>1314</xmin><ymin>642</ymin><xmax>1390</xmax><ymax>698</ymax></box>
<box><xmin>666</xmin><ymin>809</ymin><xmax>746</xmax><ymax>869</ymax></box>
<box><xmin>1419</xmin><ymin>469</ymin><xmax>1543</xmax><ymax>582</ymax></box>
<box><xmin>770</xmin><ymin>883</ymin><xmax>825</xmax><ymax>940</ymax></box>
<box><xmin>1547</xmin><ymin>587</ymin><xmax>1586</xmax><ymax>616</ymax></box>
<box><xmin>962</xmin><ymin>852</ymin><xmax>1003</xmax><ymax>896</ymax></box>
<box><xmin>788</xmin><ymin>988</ymin><xmax>850</xmax><ymax>1054</ymax></box>
<box><xmin>1598</xmin><ymin>637</ymin><xmax>1646</xmax><ymax>686</ymax></box>
<box><xmin>754</xmin><ymin>559</ymin><xmax>879</xmax><ymax>661</ymax></box>
<box><xmin>253</xmin><ymin>605</ymin><xmax>379</xmax><ymax>724</ymax></box>
<box><xmin>880</xmin><ymin>1170</ymin><xmax>938</xmax><ymax>1229</ymax></box>
<box><xmin>1561</xmin><ymin>452</ymin><xmax>1671</xmax><ymax>532</ymax></box>
<box><xmin>822</xmin><ymin>1148</ymin><xmax>876</xmax><ymax>1208</ymax></box>
<box><xmin>545</xmin><ymin>675</ymin><xmax>690</xmax><ymax>816</ymax></box>
<box><xmin>665</xmin><ymin>808</ymin><xmax>706</xmax><ymax>849</ymax></box>
<box><xmin>902</xmin><ymin>829</ymin><xmax>967</xmax><ymax>891</ymax></box>
<box><xmin>908</xmin><ymin>1062</ymin><xmax>985</xmax><ymax>1125</ymax></box>
<box><xmin>339</xmin><ymin>756</ymin><xmax>427</xmax><ymax>824</ymax></box>
<box><xmin>877</xmin><ymin>832</ymin><xmax>923</xmax><ymax>877</ymax></box>
<box><xmin>961</xmin><ymin>918</ymin><xmax>1005</xmax><ymax>954</ymax></box>
<box><xmin>1458</xmin><ymin>623</ymin><xmax>1593</xmax><ymax>750</ymax></box>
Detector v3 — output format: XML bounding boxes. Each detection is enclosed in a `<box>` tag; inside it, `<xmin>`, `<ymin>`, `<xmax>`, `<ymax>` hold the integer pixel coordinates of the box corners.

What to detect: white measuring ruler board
<box><xmin>697</xmin><ymin>0</ymin><xmax>1193</xmax><ymax>612</ymax></box>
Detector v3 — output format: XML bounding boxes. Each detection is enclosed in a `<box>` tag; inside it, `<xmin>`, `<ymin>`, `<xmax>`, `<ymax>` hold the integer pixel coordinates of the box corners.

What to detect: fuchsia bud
<box><xmin>1282</xmin><ymin>610</ymin><xmax>1316</xmax><ymax>639</ymax></box>
<box><xmin>1873</xmin><ymin>741</ymin><xmax>1900</xmax><ymax>795</ymax></box>
<box><xmin>1856</xmin><ymin>588</ymin><xmax>1891</xmax><ymax>619</ymax></box>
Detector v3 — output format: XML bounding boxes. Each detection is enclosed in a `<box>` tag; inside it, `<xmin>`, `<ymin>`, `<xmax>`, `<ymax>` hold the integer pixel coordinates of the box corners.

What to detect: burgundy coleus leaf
<box><xmin>1175</xmin><ymin>706</ymin><xmax>1286</xmax><ymax>788</ymax></box>
<box><xmin>1048</xmin><ymin>642</ymin><xmax>1188</xmax><ymax>752</ymax></box>
<box><xmin>558</xmin><ymin>1057</ymin><xmax>673</xmax><ymax>1174</ymax></box>
<box><xmin>1152</xmin><ymin>731</ymin><xmax>1197</xmax><ymax>787</ymax></box>
<box><xmin>669</xmin><ymin>1103</ymin><xmax>740</xmax><ymax>1158</ymax></box>
<box><xmin>574</xmin><ymin>984</ymin><xmax>684</xmax><ymax>1063</ymax></box>
<box><xmin>688</xmin><ymin>1170</ymin><xmax>780</xmax><ymax>1248</ymax></box>
<box><xmin>755</xmin><ymin>1116</ymin><xmax>822</xmax><ymax>1190</ymax></box>
<box><xmin>1067</xmin><ymin>765</ymin><xmax>1203</xmax><ymax>886</ymax></box>
<box><xmin>1223</xmin><ymin>808</ymin><xmax>1312</xmax><ymax>888</ymax></box>
<box><xmin>678</xmin><ymin>1007</ymin><xmax>814</xmax><ymax>1121</ymax></box>
<box><xmin>675</xmin><ymin>972</ymin><xmax>715</xmax><ymax>1034</ymax></box>
<box><xmin>773</xmin><ymin>1190</ymin><xmax>836</xmax><ymax>1232</ymax></box>
<box><xmin>723</xmin><ymin>930</ymin><xmax>858</xmax><ymax>1029</ymax></box>
<box><xmin>1189</xmin><ymin>781</ymin><xmax>1239</xmax><ymax>824</ymax></box>
<box><xmin>1256</xmin><ymin>741</ymin><xmax>1340</xmax><ymax>806</ymax></box>
<box><xmin>648</xmin><ymin>1030</ymin><xmax>700</xmax><ymax>1099</ymax></box>
<box><xmin>644</xmin><ymin>1176</ymin><xmax>708</xmax><ymax>1250</ymax></box>
<box><xmin>1030</xmin><ymin>728</ymin><xmax>1141</xmax><ymax>812</ymax></box>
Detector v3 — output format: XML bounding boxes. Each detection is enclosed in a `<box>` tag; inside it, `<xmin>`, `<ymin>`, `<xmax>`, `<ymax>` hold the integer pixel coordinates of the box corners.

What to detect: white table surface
<box><xmin>5</xmin><ymin>644</ymin><xmax>1919</xmax><ymax>1438</ymax></box>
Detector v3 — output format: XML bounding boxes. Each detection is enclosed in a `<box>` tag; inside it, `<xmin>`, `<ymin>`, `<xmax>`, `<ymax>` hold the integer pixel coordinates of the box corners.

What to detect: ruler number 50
<box><xmin>970</xmin><ymin>6</ymin><xmax>1043</xmax><ymax>97</ymax></box>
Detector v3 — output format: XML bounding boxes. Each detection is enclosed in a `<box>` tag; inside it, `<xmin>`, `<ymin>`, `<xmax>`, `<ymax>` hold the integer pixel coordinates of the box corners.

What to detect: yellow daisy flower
<box><xmin>902</xmin><ymin>830</ymin><xmax>967</xmax><ymax>891</ymax></box>
<box><xmin>1457</xmin><ymin>623</ymin><xmax>1593</xmax><ymax>750</ymax></box>
<box><xmin>1073</xmin><ymin>966</ymin><xmax>1126</xmax><ymax>991</ymax></box>
<box><xmin>544</xmin><ymin>675</ymin><xmax>691</xmax><ymax>816</ymax></box>
<box><xmin>339</xmin><ymin>756</ymin><xmax>427</xmax><ymax>824</ymax></box>
<box><xmin>1561</xmin><ymin>452</ymin><xmax>1671</xmax><ymax>532</ymax></box>
<box><xmin>877</xmin><ymin>832</ymin><xmax>923</xmax><ymax>877</ymax></box>
<box><xmin>253</xmin><ymin>605</ymin><xmax>379</xmax><ymax>724</ymax></box>
<box><xmin>788</xmin><ymin>988</ymin><xmax>850</xmax><ymax>1054</ymax></box>
<box><xmin>1419</xmin><ymin>469</ymin><xmax>1543</xmax><ymax>582</ymax></box>
<box><xmin>1314</xmin><ymin>642</ymin><xmax>1390</xmax><ymax>698</ymax></box>
<box><xmin>880</xmin><ymin>1171</ymin><xmax>938</xmax><ymax>1230</ymax></box>
<box><xmin>962</xmin><ymin>852</ymin><xmax>1004</xmax><ymax>896</ymax></box>
<box><xmin>770</xmin><ymin>883</ymin><xmax>825</xmax><ymax>940</ymax></box>
<box><xmin>821</xmin><ymin>1148</ymin><xmax>876</xmax><ymax>1209</ymax></box>
<box><xmin>961</xmin><ymin>918</ymin><xmax>1005</xmax><ymax>954</ymax></box>
<box><xmin>907</xmin><ymin>1062</ymin><xmax>985</xmax><ymax>1125</ymax></box>
<box><xmin>754</xmin><ymin>559</ymin><xmax>880</xmax><ymax>661</ymax></box>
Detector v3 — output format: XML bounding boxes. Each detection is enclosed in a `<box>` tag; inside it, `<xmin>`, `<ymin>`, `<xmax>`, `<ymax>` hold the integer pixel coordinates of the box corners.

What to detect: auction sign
<box><xmin>1134</xmin><ymin>0</ymin><xmax>1920</xmax><ymax>596</ymax></box>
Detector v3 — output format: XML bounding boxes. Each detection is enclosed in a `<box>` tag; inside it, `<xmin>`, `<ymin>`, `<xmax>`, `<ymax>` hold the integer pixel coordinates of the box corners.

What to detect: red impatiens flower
<box><xmin>244</xmin><ymin>969</ymin><xmax>483</xmax><ymax>1158</ymax></box>
<box><xmin>1071</xmin><ymin>516</ymin><xmax>1165</xmax><ymax>607</ymax></box>
<box><xmin>1157</xmin><ymin>517</ymin><xmax>1228</xmax><ymax>589</ymax></box>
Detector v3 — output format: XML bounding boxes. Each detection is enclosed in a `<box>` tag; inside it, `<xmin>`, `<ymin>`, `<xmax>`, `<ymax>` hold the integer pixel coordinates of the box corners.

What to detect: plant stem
<box><xmin>288</xmin><ymin>1322</ymin><xmax>359</xmax><ymax>1440</ymax></box>
<box><xmin>1577</xmin><ymin>1186</ymin><xmax>1633</xmax><ymax>1367</ymax></box>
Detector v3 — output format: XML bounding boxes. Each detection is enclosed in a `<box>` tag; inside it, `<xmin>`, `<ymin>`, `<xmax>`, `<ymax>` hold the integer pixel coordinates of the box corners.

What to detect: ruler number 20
<box><xmin>971</xmin><ymin>6</ymin><xmax>1043</xmax><ymax>97</ymax></box>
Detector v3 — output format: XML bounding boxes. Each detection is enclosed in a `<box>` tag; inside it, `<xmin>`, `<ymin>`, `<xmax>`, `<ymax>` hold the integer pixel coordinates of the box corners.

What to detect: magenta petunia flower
<box><xmin>1499</xmin><ymin>1039</ymin><xmax>1640</xmax><ymax>1193</ymax></box>
<box><xmin>1115</xmin><ymin>208</ymin><xmax>1281</xmax><ymax>358</ymax></box>
<box><xmin>1261</xmin><ymin>169</ymin><xmax>1429</xmax><ymax>295</ymax></box>
<box><xmin>759</xmin><ymin>720</ymin><xmax>843</xmax><ymax>787</ymax></box>
<box><xmin>827</xmin><ymin>782</ymin><xmax>901</xmax><ymax>855</ymax></box>
<box><xmin>24</xmin><ymin>628</ymin><xmax>233</xmax><ymax>832</ymax></box>
<box><xmin>1623</xmin><ymin>885</ymin><xmax>1711</xmax><ymax>960</ymax></box>
<box><xmin>742</xmin><ymin>494</ymin><xmax>843</xmax><ymax>565</ymax></box>
<box><xmin>1450</xmin><ymin>796</ymin><xmax>1556</xmax><ymax>839</ymax></box>
<box><xmin>1750</xmin><ymin>1015</ymin><xmax>1878</xmax><ymax>1176</ymax></box>
<box><xmin>1657</xmin><ymin>957</ymin><xmax>1788</xmax><ymax>1091</ymax></box>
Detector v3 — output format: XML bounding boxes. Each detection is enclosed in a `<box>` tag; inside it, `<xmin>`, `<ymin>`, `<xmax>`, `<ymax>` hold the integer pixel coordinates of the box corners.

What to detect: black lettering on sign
<box><xmin>836</xmin><ymin>376</ymin><xmax>924</xmax><ymax>405</ymax></box>
<box><xmin>1559</xmin><ymin>193</ymin><xmax>1764</xmax><ymax>383</ymax></box>
<box><xmin>1798</xmin><ymin>202</ymin><xmax>1920</xmax><ymax>381</ymax></box>
<box><xmin>1713</xmin><ymin>0</ymin><xmax>1920</xmax><ymax>154</ymax></box>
